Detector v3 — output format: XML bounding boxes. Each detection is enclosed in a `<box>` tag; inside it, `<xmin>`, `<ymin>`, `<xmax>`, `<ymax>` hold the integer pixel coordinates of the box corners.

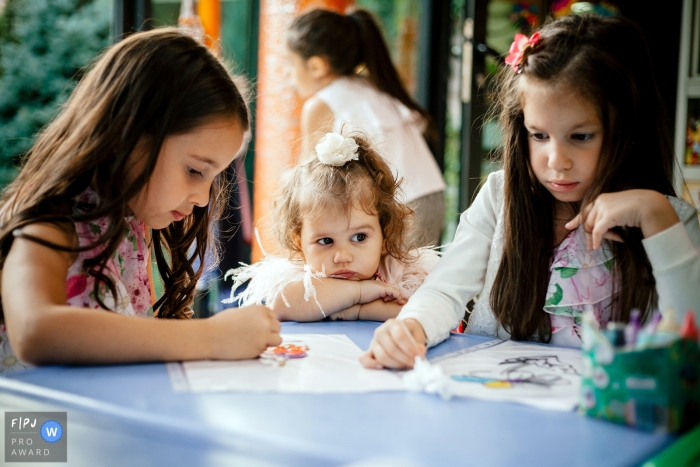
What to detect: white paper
<box><xmin>429</xmin><ymin>340</ymin><xmax>583</xmax><ymax>411</ymax></box>
<box><xmin>179</xmin><ymin>334</ymin><xmax>405</xmax><ymax>393</ymax></box>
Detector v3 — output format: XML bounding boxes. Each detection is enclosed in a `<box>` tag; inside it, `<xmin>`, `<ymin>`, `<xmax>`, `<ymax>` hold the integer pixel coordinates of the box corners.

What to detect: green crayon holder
<box><xmin>579</xmin><ymin>324</ymin><xmax>700</xmax><ymax>434</ymax></box>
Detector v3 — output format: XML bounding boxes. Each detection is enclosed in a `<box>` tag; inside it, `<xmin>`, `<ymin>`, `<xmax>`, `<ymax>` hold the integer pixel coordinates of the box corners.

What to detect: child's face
<box><xmin>128</xmin><ymin>117</ymin><xmax>245</xmax><ymax>230</ymax></box>
<box><xmin>523</xmin><ymin>82</ymin><xmax>603</xmax><ymax>204</ymax></box>
<box><xmin>297</xmin><ymin>205</ymin><xmax>386</xmax><ymax>280</ymax></box>
<box><xmin>287</xmin><ymin>49</ymin><xmax>328</xmax><ymax>99</ymax></box>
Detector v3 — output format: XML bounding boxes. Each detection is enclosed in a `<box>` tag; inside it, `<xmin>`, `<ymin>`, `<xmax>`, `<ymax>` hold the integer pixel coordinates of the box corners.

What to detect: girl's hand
<box><xmin>360</xmin><ymin>318</ymin><xmax>426</xmax><ymax>369</ymax></box>
<box><xmin>205</xmin><ymin>305</ymin><xmax>282</xmax><ymax>360</ymax></box>
<box><xmin>357</xmin><ymin>280</ymin><xmax>405</xmax><ymax>305</ymax></box>
<box><xmin>565</xmin><ymin>190</ymin><xmax>680</xmax><ymax>250</ymax></box>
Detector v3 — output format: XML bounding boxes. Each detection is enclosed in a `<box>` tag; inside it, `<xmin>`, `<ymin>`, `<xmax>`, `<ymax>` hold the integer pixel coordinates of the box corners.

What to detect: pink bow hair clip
<box><xmin>505</xmin><ymin>32</ymin><xmax>540</xmax><ymax>72</ymax></box>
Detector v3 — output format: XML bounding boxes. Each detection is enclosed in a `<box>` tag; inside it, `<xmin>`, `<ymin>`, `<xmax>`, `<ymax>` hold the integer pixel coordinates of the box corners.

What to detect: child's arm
<box><xmin>2</xmin><ymin>223</ymin><xmax>281</xmax><ymax>365</ymax></box>
<box><xmin>328</xmin><ymin>299</ymin><xmax>403</xmax><ymax>322</ymax></box>
<box><xmin>564</xmin><ymin>190</ymin><xmax>680</xmax><ymax>250</ymax></box>
<box><xmin>271</xmin><ymin>277</ymin><xmax>404</xmax><ymax>322</ymax></box>
<box><xmin>300</xmin><ymin>96</ymin><xmax>334</xmax><ymax>156</ymax></box>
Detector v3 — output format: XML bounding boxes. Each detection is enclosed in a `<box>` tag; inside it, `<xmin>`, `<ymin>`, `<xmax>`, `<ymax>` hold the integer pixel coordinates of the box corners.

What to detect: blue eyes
<box><xmin>316</xmin><ymin>234</ymin><xmax>368</xmax><ymax>246</ymax></box>
<box><xmin>571</xmin><ymin>133</ymin><xmax>594</xmax><ymax>142</ymax></box>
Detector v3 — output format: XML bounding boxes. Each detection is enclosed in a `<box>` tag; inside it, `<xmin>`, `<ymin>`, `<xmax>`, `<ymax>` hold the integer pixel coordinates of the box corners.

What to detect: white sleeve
<box><xmin>642</xmin><ymin>198</ymin><xmax>700</xmax><ymax>325</ymax></box>
<box><xmin>397</xmin><ymin>171</ymin><xmax>501</xmax><ymax>347</ymax></box>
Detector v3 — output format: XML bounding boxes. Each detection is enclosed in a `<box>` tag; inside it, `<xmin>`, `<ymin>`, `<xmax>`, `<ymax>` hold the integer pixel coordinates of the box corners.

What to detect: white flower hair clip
<box><xmin>315</xmin><ymin>133</ymin><xmax>359</xmax><ymax>166</ymax></box>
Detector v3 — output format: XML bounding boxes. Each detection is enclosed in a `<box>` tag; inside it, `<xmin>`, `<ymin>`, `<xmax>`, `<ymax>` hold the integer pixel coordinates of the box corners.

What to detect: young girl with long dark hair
<box><xmin>361</xmin><ymin>14</ymin><xmax>700</xmax><ymax>369</ymax></box>
<box><xmin>0</xmin><ymin>28</ymin><xmax>281</xmax><ymax>369</ymax></box>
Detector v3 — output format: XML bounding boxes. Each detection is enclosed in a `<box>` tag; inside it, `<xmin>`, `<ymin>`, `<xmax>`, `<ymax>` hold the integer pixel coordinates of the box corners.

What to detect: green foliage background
<box><xmin>0</xmin><ymin>0</ymin><xmax>111</xmax><ymax>187</ymax></box>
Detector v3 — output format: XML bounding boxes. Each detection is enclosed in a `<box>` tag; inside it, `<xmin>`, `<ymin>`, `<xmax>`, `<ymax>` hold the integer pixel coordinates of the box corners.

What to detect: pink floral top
<box><xmin>66</xmin><ymin>189</ymin><xmax>152</xmax><ymax>316</ymax></box>
<box><xmin>544</xmin><ymin>224</ymin><xmax>615</xmax><ymax>347</ymax></box>
<box><xmin>0</xmin><ymin>188</ymin><xmax>152</xmax><ymax>372</ymax></box>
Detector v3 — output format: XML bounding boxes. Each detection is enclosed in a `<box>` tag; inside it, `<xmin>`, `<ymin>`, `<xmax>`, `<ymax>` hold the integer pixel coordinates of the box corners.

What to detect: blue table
<box><xmin>0</xmin><ymin>321</ymin><xmax>674</xmax><ymax>466</ymax></box>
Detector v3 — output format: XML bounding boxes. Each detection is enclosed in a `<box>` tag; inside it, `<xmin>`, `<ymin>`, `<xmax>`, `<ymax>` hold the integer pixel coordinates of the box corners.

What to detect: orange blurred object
<box><xmin>197</xmin><ymin>0</ymin><xmax>221</xmax><ymax>54</ymax></box>
<box><xmin>253</xmin><ymin>0</ymin><xmax>353</xmax><ymax>262</ymax></box>
<box><xmin>178</xmin><ymin>0</ymin><xmax>205</xmax><ymax>43</ymax></box>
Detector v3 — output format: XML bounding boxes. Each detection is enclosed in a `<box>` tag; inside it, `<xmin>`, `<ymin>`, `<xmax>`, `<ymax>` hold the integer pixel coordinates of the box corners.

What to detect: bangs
<box><xmin>298</xmin><ymin>176</ymin><xmax>378</xmax><ymax>222</ymax></box>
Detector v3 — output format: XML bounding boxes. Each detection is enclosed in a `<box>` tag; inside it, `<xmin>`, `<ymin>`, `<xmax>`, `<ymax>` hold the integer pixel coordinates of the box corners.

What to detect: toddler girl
<box><xmin>226</xmin><ymin>132</ymin><xmax>440</xmax><ymax>322</ymax></box>
<box><xmin>362</xmin><ymin>15</ymin><xmax>700</xmax><ymax>369</ymax></box>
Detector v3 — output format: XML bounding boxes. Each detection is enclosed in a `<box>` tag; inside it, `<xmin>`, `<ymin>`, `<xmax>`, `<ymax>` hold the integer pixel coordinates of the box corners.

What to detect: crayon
<box><xmin>657</xmin><ymin>307</ymin><xmax>680</xmax><ymax>334</ymax></box>
<box><xmin>625</xmin><ymin>308</ymin><xmax>641</xmax><ymax>346</ymax></box>
<box><xmin>603</xmin><ymin>322</ymin><xmax>626</xmax><ymax>347</ymax></box>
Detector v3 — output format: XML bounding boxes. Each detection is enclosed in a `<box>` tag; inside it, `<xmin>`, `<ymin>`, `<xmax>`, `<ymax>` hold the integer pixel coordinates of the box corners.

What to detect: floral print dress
<box><xmin>544</xmin><ymin>224</ymin><xmax>615</xmax><ymax>347</ymax></box>
<box><xmin>0</xmin><ymin>188</ymin><xmax>152</xmax><ymax>372</ymax></box>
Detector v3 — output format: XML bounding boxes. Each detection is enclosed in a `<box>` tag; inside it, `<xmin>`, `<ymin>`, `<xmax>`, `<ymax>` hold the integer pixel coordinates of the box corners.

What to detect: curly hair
<box><xmin>272</xmin><ymin>132</ymin><xmax>414</xmax><ymax>263</ymax></box>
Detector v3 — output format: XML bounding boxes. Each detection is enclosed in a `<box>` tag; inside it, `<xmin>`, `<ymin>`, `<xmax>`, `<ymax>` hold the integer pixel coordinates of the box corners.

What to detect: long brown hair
<box><xmin>490</xmin><ymin>15</ymin><xmax>675</xmax><ymax>341</ymax></box>
<box><xmin>272</xmin><ymin>132</ymin><xmax>414</xmax><ymax>263</ymax></box>
<box><xmin>287</xmin><ymin>8</ymin><xmax>434</xmax><ymax>139</ymax></box>
<box><xmin>0</xmin><ymin>28</ymin><xmax>250</xmax><ymax>319</ymax></box>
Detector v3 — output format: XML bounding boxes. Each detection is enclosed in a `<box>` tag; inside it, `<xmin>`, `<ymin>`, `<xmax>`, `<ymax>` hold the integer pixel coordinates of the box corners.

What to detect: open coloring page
<box><xmin>431</xmin><ymin>340</ymin><xmax>583</xmax><ymax>411</ymax></box>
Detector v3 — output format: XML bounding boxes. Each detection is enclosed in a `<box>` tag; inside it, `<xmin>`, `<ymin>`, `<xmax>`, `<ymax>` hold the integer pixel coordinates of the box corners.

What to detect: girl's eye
<box><xmin>188</xmin><ymin>167</ymin><xmax>204</xmax><ymax>177</ymax></box>
<box><xmin>351</xmin><ymin>233</ymin><xmax>367</xmax><ymax>242</ymax></box>
<box><xmin>571</xmin><ymin>133</ymin><xmax>594</xmax><ymax>142</ymax></box>
<box><xmin>529</xmin><ymin>132</ymin><xmax>547</xmax><ymax>141</ymax></box>
<box><xmin>317</xmin><ymin>237</ymin><xmax>333</xmax><ymax>246</ymax></box>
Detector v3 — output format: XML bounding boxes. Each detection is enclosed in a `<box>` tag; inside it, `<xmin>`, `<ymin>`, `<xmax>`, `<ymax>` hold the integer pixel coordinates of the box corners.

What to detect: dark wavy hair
<box><xmin>0</xmin><ymin>28</ymin><xmax>250</xmax><ymax>319</ymax></box>
<box><xmin>489</xmin><ymin>15</ymin><xmax>676</xmax><ymax>341</ymax></box>
<box><xmin>273</xmin><ymin>132</ymin><xmax>414</xmax><ymax>263</ymax></box>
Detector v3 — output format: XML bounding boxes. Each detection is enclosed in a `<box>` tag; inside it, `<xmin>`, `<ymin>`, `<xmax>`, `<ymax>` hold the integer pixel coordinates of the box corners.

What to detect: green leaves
<box><xmin>0</xmin><ymin>0</ymin><xmax>110</xmax><ymax>180</ymax></box>
<box><xmin>545</xmin><ymin>283</ymin><xmax>563</xmax><ymax>307</ymax></box>
<box><xmin>554</xmin><ymin>266</ymin><xmax>579</xmax><ymax>278</ymax></box>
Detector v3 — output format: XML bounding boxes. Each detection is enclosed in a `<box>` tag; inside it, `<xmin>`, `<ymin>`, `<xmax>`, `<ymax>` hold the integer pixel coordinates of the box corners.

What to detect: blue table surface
<box><xmin>0</xmin><ymin>321</ymin><xmax>674</xmax><ymax>467</ymax></box>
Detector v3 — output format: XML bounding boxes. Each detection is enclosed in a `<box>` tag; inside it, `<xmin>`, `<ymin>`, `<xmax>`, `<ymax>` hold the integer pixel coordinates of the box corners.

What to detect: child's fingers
<box><xmin>602</xmin><ymin>230</ymin><xmax>624</xmax><ymax>243</ymax></box>
<box><xmin>591</xmin><ymin>212</ymin><xmax>616</xmax><ymax>250</ymax></box>
<box><xmin>564</xmin><ymin>213</ymin><xmax>582</xmax><ymax>230</ymax></box>
<box><xmin>376</xmin><ymin>283</ymin><xmax>404</xmax><ymax>304</ymax></box>
<box><xmin>385</xmin><ymin>321</ymin><xmax>423</xmax><ymax>365</ymax></box>
<box><xmin>582</xmin><ymin>203</ymin><xmax>600</xmax><ymax>251</ymax></box>
<box><xmin>371</xmin><ymin>338</ymin><xmax>413</xmax><ymax>368</ymax></box>
<box><xmin>268</xmin><ymin>333</ymin><xmax>283</xmax><ymax>346</ymax></box>
<box><xmin>395</xmin><ymin>319</ymin><xmax>426</xmax><ymax>358</ymax></box>
<box><xmin>383</xmin><ymin>294</ymin><xmax>405</xmax><ymax>304</ymax></box>
<box><xmin>359</xmin><ymin>350</ymin><xmax>383</xmax><ymax>369</ymax></box>
<box><xmin>373</xmin><ymin>323</ymin><xmax>416</xmax><ymax>368</ymax></box>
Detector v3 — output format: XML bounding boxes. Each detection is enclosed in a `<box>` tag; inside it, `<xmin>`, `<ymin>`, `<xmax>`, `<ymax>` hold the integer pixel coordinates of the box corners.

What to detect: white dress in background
<box><xmin>315</xmin><ymin>76</ymin><xmax>446</xmax><ymax>204</ymax></box>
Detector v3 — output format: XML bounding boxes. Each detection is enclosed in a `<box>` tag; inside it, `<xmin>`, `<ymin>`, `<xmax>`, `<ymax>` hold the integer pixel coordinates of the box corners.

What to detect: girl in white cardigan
<box><xmin>362</xmin><ymin>15</ymin><xmax>700</xmax><ymax>369</ymax></box>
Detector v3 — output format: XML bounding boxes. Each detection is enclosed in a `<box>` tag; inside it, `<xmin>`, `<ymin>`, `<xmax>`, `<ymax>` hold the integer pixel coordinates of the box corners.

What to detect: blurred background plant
<box><xmin>0</xmin><ymin>0</ymin><xmax>110</xmax><ymax>188</ymax></box>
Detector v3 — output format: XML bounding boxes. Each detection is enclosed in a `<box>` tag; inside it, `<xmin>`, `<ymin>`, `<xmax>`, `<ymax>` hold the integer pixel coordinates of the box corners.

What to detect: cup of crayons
<box><xmin>579</xmin><ymin>308</ymin><xmax>700</xmax><ymax>433</ymax></box>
